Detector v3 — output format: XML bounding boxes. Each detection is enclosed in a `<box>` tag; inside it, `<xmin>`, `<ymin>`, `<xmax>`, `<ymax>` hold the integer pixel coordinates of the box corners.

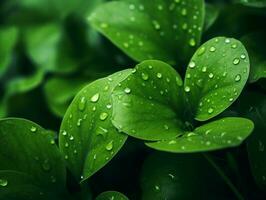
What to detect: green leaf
<box><xmin>112</xmin><ymin>60</ymin><xmax>185</xmax><ymax>141</ymax></box>
<box><xmin>95</xmin><ymin>191</ymin><xmax>129</xmax><ymax>200</ymax></box>
<box><xmin>44</xmin><ymin>76</ymin><xmax>90</xmax><ymax>117</ymax></box>
<box><xmin>146</xmin><ymin>117</ymin><xmax>254</xmax><ymax>153</ymax></box>
<box><xmin>0</xmin><ymin>27</ymin><xmax>18</xmax><ymax>78</ymax></box>
<box><xmin>141</xmin><ymin>152</ymin><xmax>231</xmax><ymax>200</ymax></box>
<box><xmin>24</xmin><ymin>23</ymin><xmax>79</xmax><ymax>74</ymax></box>
<box><xmin>184</xmin><ymin>37</ymin><xmax>250</xmax><ymax>121</ymax></box>
<box><xmin>89</xmin><ymin>0</ymin><xmax>205</xmax><ymax>64</ymax></box>
<box><xmin>0</xmin><ymin>70</ymin><xmax>44</xmax><ymax>118</ymax></box>
<box><xmin>0</xmin><ymin>118</ymin><xmax>66</xmax><ymax>199</ymax></box>
<box><xmin>204</xmin><ymin>3</ymin><xmax>219</xmax><ymax>31</ymax></box>
<box><xmin>241</xmin><ymin>32</ymin><xmax>266</xmax><ymax>83</ymax></box>
<box><xmin>238</xmin><ymin>92</ymin><xmax>266</xmax><ymax>190</ymax></box>
<box><xmin>234</xmin><ymin>0</ymin><xmax>266</xmax><ymax>8</ymax></box>
<box><xmin>59</xmin><ymin>70</ymin><xmax>131</xmax><ymax>182</ymax></box>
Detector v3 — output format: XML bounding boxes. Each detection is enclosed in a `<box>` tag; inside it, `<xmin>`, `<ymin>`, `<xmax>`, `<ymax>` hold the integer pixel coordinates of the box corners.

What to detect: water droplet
<box><xmin>208</xmin><ymin>73</ymin><xmax>214</xmax><ymax>79</ymax></box>
<box><xmin>189</xmin><ymin>61</ymin><xmax>196</xmax><ymax>68</ymax></box>
<box><xmin>209</xmin><ymin>46</ymin><xmax>216</xmax><ymax>52</ymax></box>
<box><xmin>181</xmin><ymin>8</ymin><xmax>187</xmax><ymax>16</ymax></box>
<box><xmin>233</xmin><ymin>58</ymin><xmax>240</xmax><ymax>65</ymax></box>
<box><xmin>240</xmin><ymin>54</ymin><xmax>246</xmax><ymax>59</ymax></box>
<box><xmin>202</xmin><ymin>66</ymin><xmax>207</xmax><ymax>72</ymax></box>
<box><xmin>206</xmin><ymin>141</ymin><xmax>211</xmax><ymax>146</ymax></box>
<box><xmin>105</xmin><ymin>140</ymin><xmax>113</xmax><ymax>151</ymax></box>
<box><xmin>155</xmin><ymin>185</ymin><xmax>160</xmax><ymax>191</ymax></box>
<box><xmin>184</xmin><ymin>86</ymin><xmax>191</xmax><ymax>92</ymax></box>
<box><xmin>168</xmin><ymin>140</ymin><xmax>176</xmax><ymax>144</ymax></box>
<box><xmin>152</xmin><ymin>20</ymin><xmax>161</xmax><ymax>30</ymax></box>
<box><xmin>164</xmin><ymin>124</ymin><xmax>169</xmax><ymax>130</ymax></box>
<box><xmin>231</xmin><ymin>44</ymin><xmax>237</xmax><ymax>49</ymax></box>
<box><xmin>141</xmin><ymin>72</ymin><xmax>149</xmax><ymax>80</ymax></box>
<box><xmin>235</xmin><ymin>74</ymin><xmax>241</xmax><ymax>82</ymax></box>
<box><xmin>69</xmin><ymin>135</ymin><xmax>74</xmax><ymax>141</ymax></box>
<box><xmin>157</xmin><ymin>73</ymin><xmax>162</xmax><ymax>79</ymax></box>
<box><xmin>225</xmin><ymin>38</ymin><xmax>231</xmax><ymax>44</ymax></box>
<box><xmin>42</xmin><ymin>160</ymin><xmax>51</xmax><ymax>171</ymax></box>
<box><xmin>189</xmin><ymin>38</ymin><xmax>196</xmax><ymax>47</ymax></box>
<box><xmin>208</xmin><ymin>108</ymin><xmax>214</xmax><ymax>114</ymax></box>
<box><xmin>78</xmin><ymin>97</ymin><xmax>86</xmax><ymax>111</ymax></box>
<box><xmin>129</xmin><ymin>4</ymin><xmax>135</xmax><ymax>10</ymax></box>
<box><xmin>124</xmin><ymin>88</ymin><xmax>131</xmax><ymax>94</ymax></box>
<box><xmin>62</xmin><ymin>131</ymin><xmax>67</xmax><ymax>136</ymax></box>
<box><xmin>77</xmin><ymin>119</ymin><xmax>82</xmax><ymax>127</ymax></box>
<box><xmin>100</xmin><ymin>112</ymin><xmax>108</xmax><ymax>121</ymax></box>
<box><xmin>197</xmin><ymin>47</ymin><xmax>206</xmax><ymax>56</ymax></box>
<box><xmin>91</xmin><ymin>93</ymin><xmax>100</xmax><ymax>103</ymax></box>
<box><xmin>0</xmin><ymin>179</ymin><xmax>8</xmax><ymax>187</ymax></box>
<box><xmin>30</xmin><ymin>126</ymin><xmax>37</xmax><ymax>132</ymax></box>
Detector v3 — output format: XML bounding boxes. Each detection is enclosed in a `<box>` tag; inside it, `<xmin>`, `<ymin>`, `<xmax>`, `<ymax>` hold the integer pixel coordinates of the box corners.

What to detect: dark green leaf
<box><xmin>146</xmin><ymin>117</ymin><xmax>254</xmax><ymax>153</ymax></box>
<box><xmin>141</xmin><ymin>152</ymin><xmax>231</xmax><ymax>200</ymax></box>
<box><xmin>95</xmin><ymin>191</ymin><xmax>129</xmax><ymax>200</ymax></box>
<box><xmin>89</xmin><ymin>0</ymin><xmax>205</xmax><ymax>64</ymax></box>
<box><xmin>184</xmin><ymin>37</ymin><xmax>250</xmax><ymax>121</ymax></box>
<box><xmin>0</xmin><ymin>27</ymin><xmax>18</xmax><ymax>78</ymax></box>
<box><xmin>241</xmin><ymin>32</ymin><xmax>266</xmax><ymax>83</ymax></box>
<box><xmin>204</xmin><ymin>3</ymin><xmax>219</xmax><ymax>31</ymax></box>
<box><xmin>44</xmin><ymin>76</ymin><xmax>90</xmax><ymax>117</ymax></box>
<box><xmin>59</xmin><ymin>70</ymin><xmax>131</xmax><ymax>182</ymax></box>
<box><xmin>112</xmin><ymin>60</ymin><xmax>185</xmax><ymax>141</ymax></box>
<box><xmin>0</xmin><ymin>118</ymin><xmax>66</xmax><ymax>199</ymax></box>
<box><xmin>238</xmin><ymin>92</ymin><xmax>266</xmax><ymax>190</ymax></box>
<box><xmin>234</xmin><ymin>0</ymin><xmax>266</xmax><ymax>8</ymax></box>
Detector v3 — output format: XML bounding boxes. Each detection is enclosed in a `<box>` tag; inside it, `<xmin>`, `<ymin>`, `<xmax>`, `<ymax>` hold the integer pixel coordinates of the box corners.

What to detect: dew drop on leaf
<box><xmin>30</xmin><ymin>126</ymin><xmax>37</xmax><ymax>132</ymax></box>
<box><xmin>0</xmin><ymin>179</ymin><xmax>8</xmax><ymax>187</ymax></box>
<box><xmin>78</xmin><ymin>97</ymin><xmax>86</xmax><ymax>111</ymax></box>
<box><xmin>235</xmin><ymin>74</ymin><xmax>241</xmax><ymax>82</ymax></box>
<box><xmin>90</xmin><ymin>93</ymin><xmax>100</xmax><ymax>103</ymax></box>
<box><xmin>105</xmin><ymin>140</ymin><xmax>114</xmax><ymax>151</ymax></box>
<box><xmin>100</xmin><ymin>112</ymin><xmax>108</xmax><ymax>121</ymax></box>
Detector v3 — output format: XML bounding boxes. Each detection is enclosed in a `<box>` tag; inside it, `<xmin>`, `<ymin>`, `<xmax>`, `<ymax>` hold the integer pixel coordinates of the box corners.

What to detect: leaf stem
<box><xmin>203</xmin><ymin>153</ymin><xmax>245</xmax><ymax>200</ymax></box>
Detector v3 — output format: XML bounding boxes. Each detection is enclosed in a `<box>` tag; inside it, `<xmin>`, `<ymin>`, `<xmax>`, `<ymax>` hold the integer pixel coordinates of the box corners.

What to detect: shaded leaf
<box><xmin>241</xmin><ymin>32</ymin><xmax>266</xmax><ymax>83</ymax></box>
<box><xmin>146</xmin><ymin>117</ymin><xmax>254</xmax><ymax>153</ymax></box>
<box><xmin>112</xmin><ymin>60</ymin><xmax>185</xmax><ymax>141</ymax></box>
<box><xmin>89</xmin><ymin>0</ymin><xmax>205</xmax><ymax>64</ymax></box>
<box><xmin>95</xmin><ymin>191</ymin><xmax>129</xmax><ymax>200</ymax></box>
<box><xmin>204</xmin><ymin>3</ymin><xmax>219</xmax><ymax>31</ymax></box>
<box><xmin>234</xmin><ymin>0</ymin><xmax>266</xmax><ymax>8</ymax></box>
<box><xmin>59</xmin><ymin>70</ymin><xmax>131</xmax><ymax>182</ymax></box>
<box><xmin>0</xmin><ymin>118</ymin><xmax>66</xmax><ymax>199</ymax></box>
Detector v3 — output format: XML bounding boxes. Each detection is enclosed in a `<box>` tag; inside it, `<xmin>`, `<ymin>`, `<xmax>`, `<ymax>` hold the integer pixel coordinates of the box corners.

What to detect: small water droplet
<box><xmin>184</xmin><ymin>86</ymin><xmax>191</xmax><ymax>92</ymax></box>
<box><xmin>100</xmin><ymin>112</ymin><xmax>108</xmax><ymax>121</ymax></box>
<box><xmin>30</xmin><ymin>126</ymin><xmax>37</xmax><ymax>132</ymax></box>
<box><xmin>233</xmin><ymin>58</ymin><xmax>240</xmax><ymax>65</ymax></box>
<box><xmin>155</xmin><ymin>185</ymin><xmax>160</xmax><ymax>191</ymax></box>
<box><xmin>208</xmin><ymin>107</ymin><xmax>214</xmax><ymax>114</ymax></box>
<box><xmin>240</xmin><ymin>54</ymin><xmax>246</xmax><ymax>59</ymax></box>
<box><xmin>78</xmin><ymin>97</ymin><xmax>86</xmax><ymax>111</ymax></box>
<box><xmin>189</xmin><ymin>38</ymin><xmax>196</xmax><ymax>47</ymax></box>
<box><xmin>105</xmin><ymin>141</ymin><xmax>113</xmax><ymax>151</ymax></box>
<box><xmin>197</xmin><ymin>47</ymin><xmax>206</xmax><ymax>56</ymax></box>
<box><xmin>209</xmin><ymin>46</ymin><xmax>216</xmax><ymax>52</ymax></box>
<box><xmin>202</xmin><ymin>66</ymin><xmax>207</xmax><ymax>72</ymax></box>
<box><xmin>225</xmin><ymin>38</ymin><xmax>231</xmax><ymax>44</ymax></box>
<box><xmin>141</xmin><ymin>72</ymin><xmax>149</xmax><ymax>80</ymax></box>
<box><xmin>189</xmin><ymin>61</ymin><xmax>196</xmax><ymax>69</ymax></box>
<box><xmin>0</xmin><ymin>179</ymin><xmax>8</xmax><ymax>187</ymax></box>
<box><xmin>156</xmin><ymin>73</ymin><xmax>162</xmax><ymax>79</ymax></box>
<box><xmin>208</xmin><ymin>73</ymin><xmax>214</xmax><ymax>79</ymax></box>
<box><xmin>234</xmin><ymin>74</ymin><xmax>241</xmax><ymax>82</ymax></box>
<box><xmin>91</xmin><ymin>93</ymin><xmax>100</xmax><ymax>103</ymax></box>
<box><xmin>124</xmin><ymin>87</ymin><xmax>131</xmax><ymax>94</ymax></box>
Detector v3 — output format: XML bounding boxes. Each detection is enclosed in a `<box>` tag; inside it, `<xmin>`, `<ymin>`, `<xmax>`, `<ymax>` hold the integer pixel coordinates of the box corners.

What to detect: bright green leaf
<box><xmin>0</xmin><ymin>118</ymin><xmax>66</xmax><ymax>199</ymax></box>
<box><xmin>44</xmin><ymin>76</ymin><xmax>90</xmax><ymax>117</ymax></box>
<box><xmin>95</xmin><ymin>191</ymin><xmax>129</xmax><ymax>200</ymax></box>
<box><xmin>59</xmin><ymin>70</ymin><xmax>131</xmax><ymax>182</ymax></box>
<box><xmin>146</xmin><ymin>117</ymin><xmax>254</xmax><ymax>153</ymax></box>
<box><xmin>0</xmin><ymin>27</ymin><xmax>18</xmax><ymax>78</ymax></box>
<box><xmin>241</xmin><ymin>32</ymin><xmax>266</xmax><ymax>83</ymax></box>
<box><xmin>184</xmin><ymin>37</ymin><xmax>250</xmax><ymax>121</ymax></box>
<box><xmin>112</xmin><ymin>60</ymin><xmax>185</xmax><ymax>141</ymax></box>
<box><xmin>89</xmin><ymin>0</ymin><xmax>205</xmax><ymax>64</ymax></box>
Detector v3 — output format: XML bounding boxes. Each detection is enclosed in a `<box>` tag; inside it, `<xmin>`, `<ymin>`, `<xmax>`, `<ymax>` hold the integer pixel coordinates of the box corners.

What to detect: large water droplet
<box><xmin>91</xmin><ymin>93</ymin><xmax>100</xmax><ymax>103</ymax></box>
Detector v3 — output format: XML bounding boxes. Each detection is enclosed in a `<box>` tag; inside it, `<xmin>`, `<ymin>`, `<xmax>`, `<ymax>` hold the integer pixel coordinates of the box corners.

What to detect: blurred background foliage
<box><xmin>0</xmin><ymin>0</ymin><xmax>266</xmax><ymax>199</ymax></box>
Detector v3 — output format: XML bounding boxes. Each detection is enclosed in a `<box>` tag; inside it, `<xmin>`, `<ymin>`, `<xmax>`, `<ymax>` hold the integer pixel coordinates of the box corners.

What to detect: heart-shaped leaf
<box><xmin>0</xmin><ymin>27</ymin><xmax>18</xmax><ymax>78</ymax></box>
<box><xmin>146</xmin><ymin>117</ymin><xmax>254</xmax><ymax>153</ymax></box>
<box><xmin>59</xmin><ymin>70</ymin><xmax>131</xmax><ymax>182</ymax></box>
<box><xmin>89</xmin><ymin>0</ymin><xmax>205</xmax><ymax>64</ymax></box>
<box><xmin>184</xmin><ymin>37</ymin><xmax>250</xmax><ymax>121</ymax></box>
<box><xmin>0</xmin><ymin>118</ymin><xmax>67</xmax><ymax>199</ymax></box>
<box><xmin>141</xmin><ymin>152</ymin><xmax>231</xmax><ymax>200</ymax></box>
<box><xmin>95</xmin><ymin>191</ymin><xmax>129</xmax><ymax>200</ymax></box>
<box><xmin>112</xmin><ymin>60</ymin><xmax>185</xmax><ymax>141</ymax></box>
<box><xmin>241</xmin><ymin>32</ymin><xmax>266</xmax><ymax>83</ymax></box>
<box><xmin>238</xmin><ymin>92</ymin><xmax>266</xmax><ymax>190</ymax></box>
<box><xmin>44</xmin><ymin>76</ymin><xmax>90</xmax><ymax>117</ymax></box>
